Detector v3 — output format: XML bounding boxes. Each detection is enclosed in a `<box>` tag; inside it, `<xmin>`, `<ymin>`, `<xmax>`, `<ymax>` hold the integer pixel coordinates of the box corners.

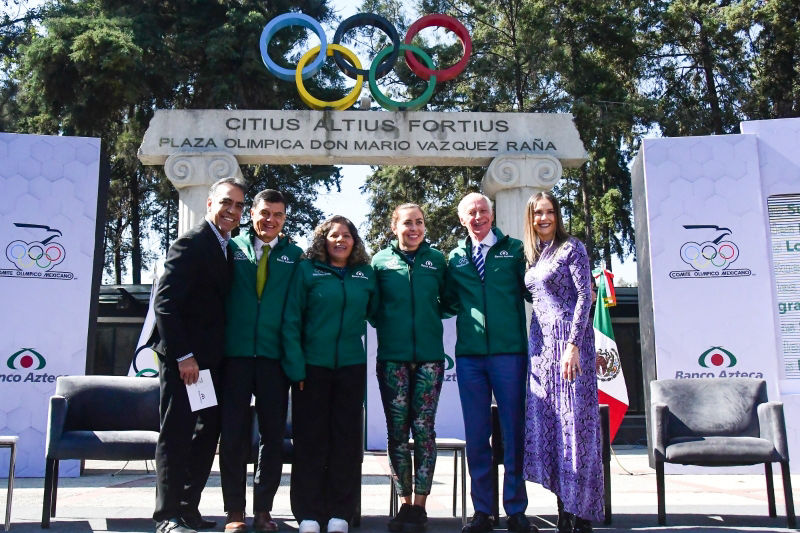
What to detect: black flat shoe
<box><xmin>388</xmin><ymin>503</ymin><xmax>412</xmax><ymax>532</ymax></box>
<box><xmin>572</xmin><ymin>518</ymin><xmax>592</xmax><ymax>533</ymax></box>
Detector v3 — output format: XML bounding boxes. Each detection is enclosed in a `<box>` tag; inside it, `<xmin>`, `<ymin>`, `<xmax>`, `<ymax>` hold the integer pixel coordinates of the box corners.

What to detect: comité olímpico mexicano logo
<box><xmin>2</xmin><ymin>348</ymin><xmax>61</xmax><ymax>383</ymax></box>
<box><xmin>2</xmin><ymin>223</ymin><xmax>74</xmax><ymax>280</ymax></box>
<box><xmin>674</xmin><ymin>346</ymin><xmax>763</xmax><ymax>379</ymax></box>
<box><xmin>669</xmin><ymin>224</ymin><xmax>752</xmax><ymax>279</ymax></box>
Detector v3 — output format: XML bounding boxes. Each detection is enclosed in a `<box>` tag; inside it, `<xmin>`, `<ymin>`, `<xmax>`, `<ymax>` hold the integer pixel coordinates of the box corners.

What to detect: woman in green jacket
<box><xmin>371</xmin><ymin>204</ymin><xmax>447</xmax><ymax>533</ymax></box>
<box><xmin>283</xmin><ymin>216</ymin><xmax>377</xmax><ymax>533</ymax></box>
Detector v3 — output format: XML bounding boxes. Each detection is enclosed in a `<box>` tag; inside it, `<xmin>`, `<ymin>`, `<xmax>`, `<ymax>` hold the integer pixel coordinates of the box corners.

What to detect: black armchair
<box><xmin>42</xmin><ymin>375</ymin><xmax>160</xmax><ymax>528</ymax></box>
<box><xmin>650</xmin><ymin>377</ymin><xmax>795</xmax><ymax>528</ymax></box>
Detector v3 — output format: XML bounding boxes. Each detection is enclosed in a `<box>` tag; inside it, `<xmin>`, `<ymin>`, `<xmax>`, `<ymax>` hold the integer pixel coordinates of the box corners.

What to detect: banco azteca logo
<box><xmin>2</xmin><ymin>223</ymin><xmax>74</xmax><ymax>280</ymax></box>
<box><xmin>698</xmin><ymin>346</ymin><xmax>737</xmax><ymax>368</ymax></box>
<box><xmin>7</xmin><ymin>348</ymin><xmax>46</xmax><ymax>370</ymax></box>
<box><xmin>669</xmin><ymin>224</ymin><xmax>752</xmax><ymax>279</ymax></box>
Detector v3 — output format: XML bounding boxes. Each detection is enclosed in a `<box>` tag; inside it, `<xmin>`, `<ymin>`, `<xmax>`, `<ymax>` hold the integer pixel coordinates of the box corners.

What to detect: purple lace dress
<box><xmin>523</xmin><ymin>237</ymin><xmax>604</xmax><ymax>521</ymax></box>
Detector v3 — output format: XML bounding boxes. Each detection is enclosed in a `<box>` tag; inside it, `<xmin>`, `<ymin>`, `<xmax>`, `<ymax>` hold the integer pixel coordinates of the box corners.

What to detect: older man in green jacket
<box><xmin>444</xmin><ymin>192</ymin><xmax>532</xmax><ymax>533</ymax></box>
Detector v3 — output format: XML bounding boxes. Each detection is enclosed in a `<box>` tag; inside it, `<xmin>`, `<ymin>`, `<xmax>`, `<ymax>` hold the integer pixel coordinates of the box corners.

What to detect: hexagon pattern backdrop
<box><xmin>0</xmin><ymin>132</ymin><xmax>102</xmax><ymax>477</ymax></box>
<box><xmin>634</xmin><ymin>118</ymin><xmax>800</xmax><ymax>472</ymax></box>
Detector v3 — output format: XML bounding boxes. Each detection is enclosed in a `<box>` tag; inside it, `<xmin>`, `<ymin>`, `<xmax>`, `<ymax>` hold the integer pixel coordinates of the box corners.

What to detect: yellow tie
<box><xmin>256</xmin><ymin>244</ymin><xmax>270</xmax><ymax>299</ymax></box>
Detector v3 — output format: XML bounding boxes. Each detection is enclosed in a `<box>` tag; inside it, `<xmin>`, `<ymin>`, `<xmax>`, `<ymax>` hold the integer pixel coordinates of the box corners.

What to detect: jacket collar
<box><xmin>459</xmin><ymin>227</ymin><xmax>506</xmax><ymax>252</ymax></box>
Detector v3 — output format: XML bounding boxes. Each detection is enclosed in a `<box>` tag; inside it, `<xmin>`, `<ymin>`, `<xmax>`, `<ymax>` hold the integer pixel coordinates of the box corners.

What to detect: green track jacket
<box><xmin>444</xmin><ymin>227</ymin><xmax>529</xmax><ymax>357</ymax></box>
<box><xmin>371</xmin><ymin>241</ymin><xmax>447</xmax><ymax>363</ymax></box>
<box><xmin>224</xmin><ymin>231</ymin><xmax>303</xmax><ymax>359</ymax></box>
<box><xmin>282</xmin><ymin>259</ymin><xmax>378</xmax><ymax>382</ymax></box>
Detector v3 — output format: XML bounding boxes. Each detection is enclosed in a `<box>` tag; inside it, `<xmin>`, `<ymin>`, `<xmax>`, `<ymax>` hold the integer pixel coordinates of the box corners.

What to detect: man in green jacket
<box><xmin>444</xmin><ymin>192</ymin><xmax>532</xmax><ymax>533</ymax></box>
<box><xmin>219</xmin><ymin>189</ymin><xmax>303</xmax><ymax>533</ymax></box>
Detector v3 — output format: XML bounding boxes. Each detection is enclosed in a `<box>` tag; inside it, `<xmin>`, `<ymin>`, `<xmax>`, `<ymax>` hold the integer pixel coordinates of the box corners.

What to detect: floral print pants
<box><xmin>376</xmin><ymin>360</ymin><xmax>445</xmax><ymax>496</ymax></box>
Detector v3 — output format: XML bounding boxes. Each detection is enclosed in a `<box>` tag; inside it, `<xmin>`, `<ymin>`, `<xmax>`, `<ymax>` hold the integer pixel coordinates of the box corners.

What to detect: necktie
<box><xmin>473</xmin><ymin>243</ymin><xmax>485</xmax><ymax>280</ymax></box>
<box><xmin>256</xmin><ymin>244</ymin><xmax>270</xmax><ymax>299</ymax></box>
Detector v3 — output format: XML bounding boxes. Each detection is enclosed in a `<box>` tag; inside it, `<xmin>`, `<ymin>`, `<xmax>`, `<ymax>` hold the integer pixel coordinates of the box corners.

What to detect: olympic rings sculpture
<box><xmin>260</xmin><ymin>12</ymin><xmax>471</xmax><ymax>111</ymax></box>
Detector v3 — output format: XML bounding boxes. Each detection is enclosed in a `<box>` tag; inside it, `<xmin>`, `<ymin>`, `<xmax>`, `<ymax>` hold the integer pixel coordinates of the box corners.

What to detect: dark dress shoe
<box><xmin>156</xmin><ymin>518</ymin><xmax>197</xmax><ymax>533</ymax></box>
<box><xmin>462</xmin><ymin>511</ymin><xmax>493</xmax><ymax>533</ymax></box>
<box><xmin>181</xmin><ymin>514</ymin><xmax>216</xmax><ymax>530</ymax></box>
<box><xmin>507</xmin><ymin>512</ymin><xmax>536</xmax><ymax>533</ymax></box>
<box><xmin>253</xmin><ymin>511</ymin><xmax>279</xmax><ymax>532</ymax></box>
<box><xmin>225</xmin><ymin>511</ymin><xmax>248</xmax><ymax>533</ymax></box>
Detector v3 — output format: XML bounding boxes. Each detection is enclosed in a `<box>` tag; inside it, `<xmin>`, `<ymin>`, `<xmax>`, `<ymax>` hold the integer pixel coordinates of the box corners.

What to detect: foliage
<box><xmin>10</xmin><ymin>0</ymin><xmax>344</xmax><ymax>282</ymax></box>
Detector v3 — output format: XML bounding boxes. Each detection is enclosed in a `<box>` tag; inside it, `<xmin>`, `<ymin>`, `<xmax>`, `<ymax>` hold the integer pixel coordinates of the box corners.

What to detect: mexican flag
<box><xmin>593</xmin><ymin>269</ymin><xmax>628</xmax><ymax>441</ymax></box>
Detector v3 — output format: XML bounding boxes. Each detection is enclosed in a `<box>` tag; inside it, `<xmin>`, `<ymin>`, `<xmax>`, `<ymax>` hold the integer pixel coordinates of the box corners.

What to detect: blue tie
<box><xmin>474</xmin><ymin>243</ymin><xmax>485</xmax><ymax>280</ymax></box>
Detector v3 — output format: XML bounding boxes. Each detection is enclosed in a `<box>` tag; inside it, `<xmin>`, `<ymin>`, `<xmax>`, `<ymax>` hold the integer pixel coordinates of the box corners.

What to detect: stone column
<box><xmin>163</xmin><ymin>151</ymin><xmax>242</xmax><ymax>236</ymax></box>
<box><xmin>481</xmin><ymin>153</ymin><xmax>563</xmax><ymax>240</ymax></box>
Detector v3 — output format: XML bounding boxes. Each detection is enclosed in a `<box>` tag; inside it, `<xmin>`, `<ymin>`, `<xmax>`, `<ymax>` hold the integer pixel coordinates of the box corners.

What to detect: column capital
<box><xmin>481</xmin><ymin>153</ymin><xmax>562</xmax><ymax>199</ymax></box>
<box><xmin>163</xmin><ymin>151</ymin><xmax>242</xmax><ymax>236</ymax></box>
<box><xmin>163</xmin><ymin>151</ymin><xmax>242</xmax><ymax>189</ymax></box>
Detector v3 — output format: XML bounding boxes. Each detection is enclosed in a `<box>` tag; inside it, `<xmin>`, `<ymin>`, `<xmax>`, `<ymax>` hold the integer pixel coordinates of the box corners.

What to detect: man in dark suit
<box><xmin>150</xmin><ymin>176</ymin><xmax>247</xmax><ymax>533</ymax></box>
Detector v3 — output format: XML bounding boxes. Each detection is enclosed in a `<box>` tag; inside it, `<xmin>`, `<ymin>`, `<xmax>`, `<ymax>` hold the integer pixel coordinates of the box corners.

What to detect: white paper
<box><xmin>186</xmin><ymin>369</ymin><xmax>217</xmax><ymax>411</ymax></box>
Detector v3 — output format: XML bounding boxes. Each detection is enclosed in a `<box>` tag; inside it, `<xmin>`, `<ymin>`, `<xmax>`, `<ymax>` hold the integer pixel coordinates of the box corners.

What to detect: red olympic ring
<box><xmin>403</xmin><ymin>14</ymin><xmax>471</xmax><ymax>82</ymax></box>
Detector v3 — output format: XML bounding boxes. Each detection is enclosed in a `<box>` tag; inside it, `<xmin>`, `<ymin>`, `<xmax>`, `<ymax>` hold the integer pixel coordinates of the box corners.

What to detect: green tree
<box><xmin>14</xmin><ymin>0</ymin><xmax>344</xmax><ymax>282</ymax></box>
<box><xmin>744</xmin><ymin>0</ymin><xmax>800</xmax><ymax>118</ymax></box>
<box><xmin>647</xmin><ymin>0</ymin><xmax>752</xmax><ymax>136</ymax></box>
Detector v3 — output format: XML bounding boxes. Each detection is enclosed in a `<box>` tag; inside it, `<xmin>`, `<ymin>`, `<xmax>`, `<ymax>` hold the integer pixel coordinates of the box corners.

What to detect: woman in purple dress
<box><xmin>522</xmin><ymin>191</ymin><xmax>604</xmax><ymax>533</ymax></box>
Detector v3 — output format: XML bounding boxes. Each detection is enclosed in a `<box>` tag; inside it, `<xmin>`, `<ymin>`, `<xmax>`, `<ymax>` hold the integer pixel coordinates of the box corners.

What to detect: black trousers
<box><xmin>153</xmin><ymin>359</ymin><xmax>221</xmax><ymax>522</ymax></box>
<box><xmin>290</xmin><ymin>364</ymin><xmax>366</xmax><ymax>524</ymax></box>
<box><xmin>219</xmin><ymin>357</ymin><xmax>289</xmax><ymax>513</ymax></box>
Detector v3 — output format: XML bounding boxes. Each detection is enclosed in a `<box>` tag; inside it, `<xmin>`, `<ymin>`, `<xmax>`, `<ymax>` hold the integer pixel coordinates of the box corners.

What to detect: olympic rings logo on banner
<box><xmin>6</xmin><ymin>239</ymin><xmax>65</xmax><ymax>271</ymax></box>
<box><xmin>260</xmin><ymin>12</ymin><xmax>471</xmax><ymax>111</ymax></box>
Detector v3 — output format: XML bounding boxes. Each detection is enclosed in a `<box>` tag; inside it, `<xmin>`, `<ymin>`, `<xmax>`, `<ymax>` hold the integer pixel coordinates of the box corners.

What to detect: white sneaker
<box><xmin>299</xmin><ymin>520</ymin><xmax>321</xmax><ymax>533</ymax></box>
<box><xmin>327</xmin><ymin>518</ymin><xmax>349</xmax><ymax>533</ymax></box>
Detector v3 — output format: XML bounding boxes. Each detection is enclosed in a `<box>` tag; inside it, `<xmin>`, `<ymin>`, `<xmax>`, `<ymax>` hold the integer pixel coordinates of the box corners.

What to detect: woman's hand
<box><xmin>561</xmin><ymin>343</ymin><xmax>581</xmax><ymax>381</ymax></box>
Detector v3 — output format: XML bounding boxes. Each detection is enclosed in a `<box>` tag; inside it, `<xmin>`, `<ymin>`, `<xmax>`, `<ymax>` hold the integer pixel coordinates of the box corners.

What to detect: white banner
<box><xmin>366</xmin><ymin>318</ymin><xmax>465</xmax><ymax>450</ymax></box>
<box><xmin>0</xmin><ymin>133</ymin><xmax>102</xmax><ymax>477</ymax></box>
<box><xmin>636</xmin><ymin>122</ymin><xmax>800</xmax><ymax>472</ymax></box>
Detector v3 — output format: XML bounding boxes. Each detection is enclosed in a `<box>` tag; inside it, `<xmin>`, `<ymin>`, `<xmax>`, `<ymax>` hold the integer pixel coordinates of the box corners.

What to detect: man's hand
<box><xmin>179</xmin><ymin>357</ymin><xmax>200</xmax><ymax>385</ymax></box>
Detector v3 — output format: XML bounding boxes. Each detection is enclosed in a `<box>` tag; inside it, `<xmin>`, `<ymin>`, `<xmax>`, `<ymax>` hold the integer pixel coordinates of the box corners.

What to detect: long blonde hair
<box><xmin>523</xmin><ymin>191</ymin><xmax>570</xmax><ymax>265</ymax></box>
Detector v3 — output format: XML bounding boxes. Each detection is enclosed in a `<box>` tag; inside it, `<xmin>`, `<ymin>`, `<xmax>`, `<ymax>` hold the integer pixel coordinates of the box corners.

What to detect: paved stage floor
<box><xmin>2</xmin><ymin>446</ymin><xmax>797</xmax><ymax>532</ymax></box>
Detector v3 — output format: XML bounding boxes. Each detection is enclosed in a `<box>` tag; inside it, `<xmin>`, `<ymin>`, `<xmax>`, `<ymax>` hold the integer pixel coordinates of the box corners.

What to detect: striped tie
<box><xmin>473</xmin><ymin>243</ymin><xmax>485</xmax><ymax>280</ymax></box>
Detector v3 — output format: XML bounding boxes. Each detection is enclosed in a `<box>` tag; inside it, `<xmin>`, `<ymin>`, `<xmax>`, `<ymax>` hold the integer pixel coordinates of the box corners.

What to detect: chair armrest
<box><xmin>45</xmin><ymin>395</ymin><xmax>67</xmax><ymax>458</ymax></box>
<box><xmin>757</xmin><ymin>401</ymin><xmax>789</xmax><ymax>461</ymax></box>
<box><xmin>652</xmin><ymin>402</ymin><xmax>669</xmax><ymax>460</ymax></box>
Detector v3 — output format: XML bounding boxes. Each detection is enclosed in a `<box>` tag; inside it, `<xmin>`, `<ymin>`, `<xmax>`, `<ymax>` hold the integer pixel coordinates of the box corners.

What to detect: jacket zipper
<box><xmin>408</xmin><ymin>254</ymin><xmax>417</xmax><ymax>362</ymax></box>
<box><xmin>334</xmin><ymin>271</ymin><xmax>346</xmax><ymax>369</ymax></box>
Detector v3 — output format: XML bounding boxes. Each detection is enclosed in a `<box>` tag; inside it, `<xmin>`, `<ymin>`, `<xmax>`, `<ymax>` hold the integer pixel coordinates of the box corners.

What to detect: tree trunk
<box><xmin>697</xmin><ymin>22</ymin><xmax>725</xmax><ymax>134</ymax></box>
<box><xmin>130</xmin><ymin>171</ymin><xmax>141</xmax><ymax>284</ymax></box>
<box><xmin>114</xmin><ymin>215</ymin><xmax>122</xmax><ymax>285</ymax></box>
<box><xmin>580</xmin><ymin>166</ymin><xmax>594</xmax><ymax>262</ymax></box>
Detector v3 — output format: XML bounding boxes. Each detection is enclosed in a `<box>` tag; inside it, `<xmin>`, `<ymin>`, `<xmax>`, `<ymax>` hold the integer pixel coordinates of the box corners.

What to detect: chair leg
<box><xmin>452</xmin><ymin>450</ymin><xmax>457</xmax><ymax>518</ymax></box>
<box><xmin>460</xmin><ymin>448</ymin><xmax>466</xmax><ymax>526</ymax></box>
<box><xmin>656</xmin><ymin>460</ymin><xmax>666</xmax><ymax>526</ymax></box>
<box><xmin>780</xmin><ymin>461</ymin><xmax>796</xmax><ymax>529</ymax></box>
<box><xmin>765</xmin><ymin>463</ymin><xmax>776</xmax><ymax>517</ymax></box>
<box><xmin>41</xmin><ymin>458</ymin><xmax>55</xmax><ymax>528</ymax></box>
<box><xmin>51</xmin><ymin>460</ymin><xmax>59</xmax><ymax>517</ymax></box>
<box><xmin>6</xmin><ymin>442</ymin><xmax>16</xmax><ymax>532</ymax></box>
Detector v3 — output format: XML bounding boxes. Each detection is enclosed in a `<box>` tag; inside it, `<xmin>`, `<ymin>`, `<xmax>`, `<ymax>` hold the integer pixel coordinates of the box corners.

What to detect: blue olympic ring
<box><xmin>260</xmin><ymin>13</ymin><xmax>328</xmax><ymax>81</ymax></box>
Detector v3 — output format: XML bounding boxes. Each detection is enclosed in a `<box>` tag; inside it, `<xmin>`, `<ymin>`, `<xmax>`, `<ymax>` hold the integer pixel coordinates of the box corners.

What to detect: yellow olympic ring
<box><xmin>296</xmin><ymin>44</ymin><xmax>363</xmax><ymax>110</ymax></box>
